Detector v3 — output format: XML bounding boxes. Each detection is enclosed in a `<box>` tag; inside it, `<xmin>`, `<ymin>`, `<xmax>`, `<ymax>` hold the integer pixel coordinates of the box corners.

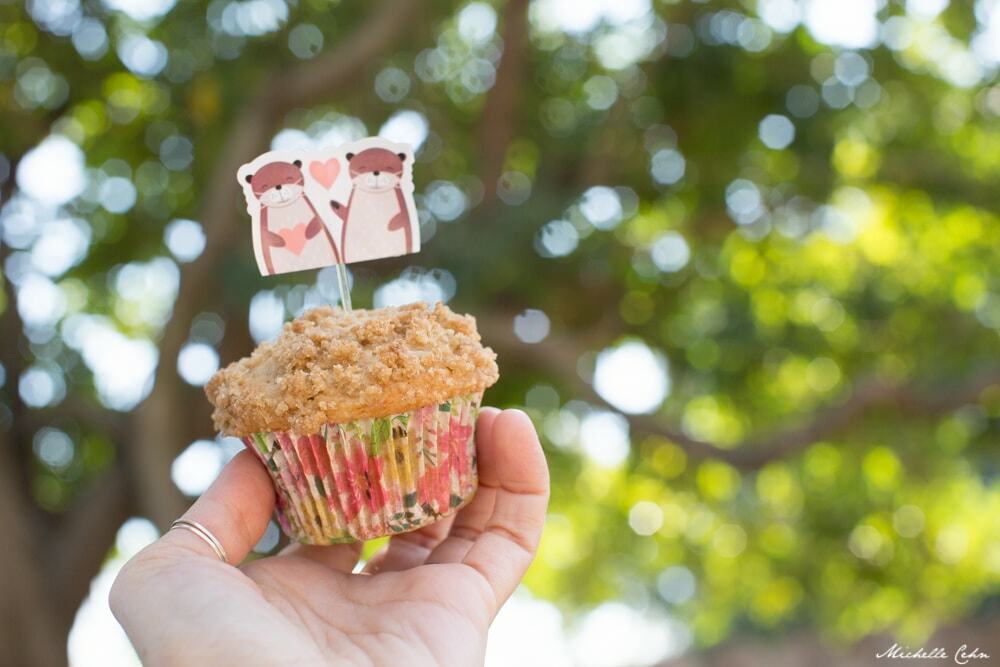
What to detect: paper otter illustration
<box><xmin>244</xmin><ymin>160</ymin><xmax>340</xmax><ymax>275</ymax></box>
<box><xmin>332</xmin><ymin>148</ymin><xmax>414</xmax><ymax>264</ymax></box>
<box><xmin>237</xmin><ymin>138</ymin><xmax>420</xmax><ymax>276</ymax></box>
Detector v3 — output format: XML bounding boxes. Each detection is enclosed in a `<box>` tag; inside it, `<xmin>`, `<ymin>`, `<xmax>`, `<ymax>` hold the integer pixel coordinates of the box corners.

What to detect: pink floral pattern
<box><xmin>243</xmin><ymin>393</ymin><xmax>482</xmax><ymax>544</ymax></box>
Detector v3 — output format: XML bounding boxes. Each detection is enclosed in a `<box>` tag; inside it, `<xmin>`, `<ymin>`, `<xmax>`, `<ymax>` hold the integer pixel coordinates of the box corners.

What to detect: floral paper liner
<box><xmin>242</xmin><ymin>393</ymin><xmax>481</xmax><ymax>544</ymax></box>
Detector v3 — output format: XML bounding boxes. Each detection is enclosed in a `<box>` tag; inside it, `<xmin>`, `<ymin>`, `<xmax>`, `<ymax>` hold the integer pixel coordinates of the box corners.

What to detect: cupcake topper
<box><xmin>237</xmin><ymin>137</ymin><xmax>421</xmax><ymax>311</ymax></box>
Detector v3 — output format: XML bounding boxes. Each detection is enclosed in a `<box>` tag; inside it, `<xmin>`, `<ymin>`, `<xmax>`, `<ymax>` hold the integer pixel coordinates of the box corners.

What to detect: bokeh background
<box><xmin>2</xmin><ymin>0</ymin><xmax>1000</xmax><ymax>665</ymax></box>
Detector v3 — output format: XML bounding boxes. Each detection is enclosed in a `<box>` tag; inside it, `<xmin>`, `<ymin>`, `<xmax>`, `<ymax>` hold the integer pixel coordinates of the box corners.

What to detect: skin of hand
<box><xmin>110</xmin><ymin>408</ymin><xmax>549</xmax><ymax>667</ymax></box>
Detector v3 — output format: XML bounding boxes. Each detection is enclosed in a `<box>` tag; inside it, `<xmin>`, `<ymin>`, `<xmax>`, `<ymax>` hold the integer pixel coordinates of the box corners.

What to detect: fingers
<box><xmin>280</xmin><ymin>541</ymin><xmax>364</xmax><ymax>573</ymax></box>
<box><xmin>158</xmin><ymin>449</ymin><xmax>276</xmax><ymax>566</ymax></box>
<box><xmin>364</xmin><ymin>407</ymin><xmax>499</xmax><ymax>573</ymax></box>
<box><xmin>426</xmin><ymin>409</ymin><xmax>549</xmax><ymax>614</ymax></box>
<box><xmin>363</xmin><ymin>515</ymin><xmax>454</xmax><ymax>574</ymax></box>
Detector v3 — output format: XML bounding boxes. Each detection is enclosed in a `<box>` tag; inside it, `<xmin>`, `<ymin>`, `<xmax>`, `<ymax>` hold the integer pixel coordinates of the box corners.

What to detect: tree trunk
<box><xmin>0</xmin><ymin>440</ymin><xmax>65</xmax><ymax>667</ymax></box>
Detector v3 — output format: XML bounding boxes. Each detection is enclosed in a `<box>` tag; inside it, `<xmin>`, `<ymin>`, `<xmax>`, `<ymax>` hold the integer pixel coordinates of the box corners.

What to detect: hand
<box><xmin>110</xmin><ymin>408</ymin><xmax>549</xmax><ymax>667</ymax></box>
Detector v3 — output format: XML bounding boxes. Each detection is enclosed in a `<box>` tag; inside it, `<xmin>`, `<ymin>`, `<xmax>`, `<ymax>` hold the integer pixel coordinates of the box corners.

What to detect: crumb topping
<box><xmin>205</xmin><ymin>302</ymin><xmax>498</xmax><ymax>436</ymax></box>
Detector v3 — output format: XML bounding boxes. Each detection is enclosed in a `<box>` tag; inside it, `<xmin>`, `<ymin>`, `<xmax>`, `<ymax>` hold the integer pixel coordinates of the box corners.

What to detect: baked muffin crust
<box><xmin>206</xmin><ymin>302</ymin><xmax>499</xmax><ymax>436</ymax></box>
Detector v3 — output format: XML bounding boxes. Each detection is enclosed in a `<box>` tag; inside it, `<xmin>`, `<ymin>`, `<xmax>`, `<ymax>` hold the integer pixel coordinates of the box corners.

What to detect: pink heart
<box><xmin>309</xmin><ymin>158</ymin><xmax>340</xmax><ymax>189</ymax></box>
<box><xmin>277</xmin><ymin>224</ymin><xmax>308</xmax><ymax>255</ymax></box>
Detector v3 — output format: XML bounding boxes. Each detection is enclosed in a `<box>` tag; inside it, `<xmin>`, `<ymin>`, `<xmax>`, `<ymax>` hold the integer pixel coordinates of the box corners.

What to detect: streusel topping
<box><xmin>206</xmin><ymin>302</ymin><xmax>498</xmax><ymax>436</ymax></box>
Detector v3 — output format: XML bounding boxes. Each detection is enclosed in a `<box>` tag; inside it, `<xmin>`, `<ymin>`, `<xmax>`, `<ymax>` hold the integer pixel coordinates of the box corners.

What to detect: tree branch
<box><xmin>276</xmin><ymin>0</ymin><xmax>424</xmax><ymax>112</ymax></box>
<box><xmin>479</xmin><ymin>314</ymin><xmax>1000</xmax><ymax>469</ymax></box>
<box><xmin>573</xmin><ymin>97</ymin><xmax>635</xmax><ymax>190</ymax></box>
<box><xmin>477</xmin><ymin>0</ymin><xmax>530</xmax><ymax>208</ymax></box>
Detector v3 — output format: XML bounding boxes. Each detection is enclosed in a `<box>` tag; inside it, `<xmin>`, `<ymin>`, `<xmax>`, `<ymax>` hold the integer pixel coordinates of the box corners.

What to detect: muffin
<box><xmin>205</xmin><ymin>302</ymin><xmax>499</xmax><ymax>544</ymax></box>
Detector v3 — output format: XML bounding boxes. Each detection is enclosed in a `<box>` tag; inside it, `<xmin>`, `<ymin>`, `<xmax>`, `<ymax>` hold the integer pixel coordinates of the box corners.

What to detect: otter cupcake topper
<box><xmin>237</xmin><ymin>138</ymin><xmax>420</xmax><ymax>277</ymax></box>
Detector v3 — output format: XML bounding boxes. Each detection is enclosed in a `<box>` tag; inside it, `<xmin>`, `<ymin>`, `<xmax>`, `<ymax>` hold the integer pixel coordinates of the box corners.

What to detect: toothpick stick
<box><xmin>335</xmin><ymin>262</ymin><xmax>352</xmax><ymax>312</ymax></box>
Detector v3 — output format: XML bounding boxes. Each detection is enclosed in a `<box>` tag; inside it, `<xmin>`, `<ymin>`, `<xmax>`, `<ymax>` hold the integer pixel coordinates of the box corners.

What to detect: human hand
<box><xmin>110</xmin><ymin>408</ymin><xmax>549</xmax><ymax>667</ymax></box>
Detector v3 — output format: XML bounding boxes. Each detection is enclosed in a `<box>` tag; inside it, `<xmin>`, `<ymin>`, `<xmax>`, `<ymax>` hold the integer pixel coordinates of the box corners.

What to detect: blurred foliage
<box><xmin>1</xmin><ymin>0</ymin><xmax>1000</xmax><ymax>657</ymax></box>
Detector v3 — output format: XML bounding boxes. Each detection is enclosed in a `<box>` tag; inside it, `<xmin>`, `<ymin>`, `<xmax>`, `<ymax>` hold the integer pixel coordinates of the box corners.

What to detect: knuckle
<box><xmin>108</xmin><ymin>559</ymin><xmax>137</xmax><ymax>617</ymax></box>
<box><xmin>447</xmin><ymin>525</ymin><xmax>482</xmax><ymax>543</ymax></box>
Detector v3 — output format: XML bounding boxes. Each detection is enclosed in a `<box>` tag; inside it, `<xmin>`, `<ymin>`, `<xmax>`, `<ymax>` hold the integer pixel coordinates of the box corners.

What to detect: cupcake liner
<box><xmin>243</xmin><ymin>392</ymin><xmax>482</xmax><ymax>544</ymax></box>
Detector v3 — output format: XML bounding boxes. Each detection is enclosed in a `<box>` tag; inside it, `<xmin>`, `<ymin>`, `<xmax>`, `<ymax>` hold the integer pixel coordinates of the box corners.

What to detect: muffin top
<box><xmin>206</xmin><ymin>302</ymin><xmax>499</xmax><ymax>436</ymax></box>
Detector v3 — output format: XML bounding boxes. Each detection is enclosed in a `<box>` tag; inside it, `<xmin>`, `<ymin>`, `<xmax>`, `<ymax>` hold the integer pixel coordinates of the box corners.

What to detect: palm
<box><xmin>240</xmin><ymin>557</ymin><xmax>492</xmax><ymax>665</ymax></box>
<box><xmin>112</xmin><ymin>409</ymin><xmax>548</xmax><ymax>667</ymax></box>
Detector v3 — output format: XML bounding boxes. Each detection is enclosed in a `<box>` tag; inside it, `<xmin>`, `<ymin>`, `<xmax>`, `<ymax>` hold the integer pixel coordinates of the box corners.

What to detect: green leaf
<box><xmin>252</xmin><ymin>433</ymin><xmax>271</xmax><ymax>455</ymax></box>
<box><xmin>449</xmin><ymin>494</ymin><xmax>463</xmax><ymax>508</ymax></box>
<box><xmin>422</xmin><ymin>448</ymin><xmax>437</xmax><ymax>466</ymax></box>
<box><xmin>370</xmin><ymin>417</ymin><xmax>391</xmax><ymax>456</ymax></box>
<box><xmin>404</xmin><ymin>491</ymin><xmax>418</xmax><ymax>507</ymax></box>
<box><xmin>438</xmin><ymin>401</ymin><xmax>451</xmax><ymax>412</ymax></box>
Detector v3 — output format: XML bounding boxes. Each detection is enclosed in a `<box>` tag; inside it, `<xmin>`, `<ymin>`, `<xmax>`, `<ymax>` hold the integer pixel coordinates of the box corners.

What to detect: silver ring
<box><xmin>170</xmin><ymin>519</ymin><xmax>229</xmax><ymax>563</ymax></box>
